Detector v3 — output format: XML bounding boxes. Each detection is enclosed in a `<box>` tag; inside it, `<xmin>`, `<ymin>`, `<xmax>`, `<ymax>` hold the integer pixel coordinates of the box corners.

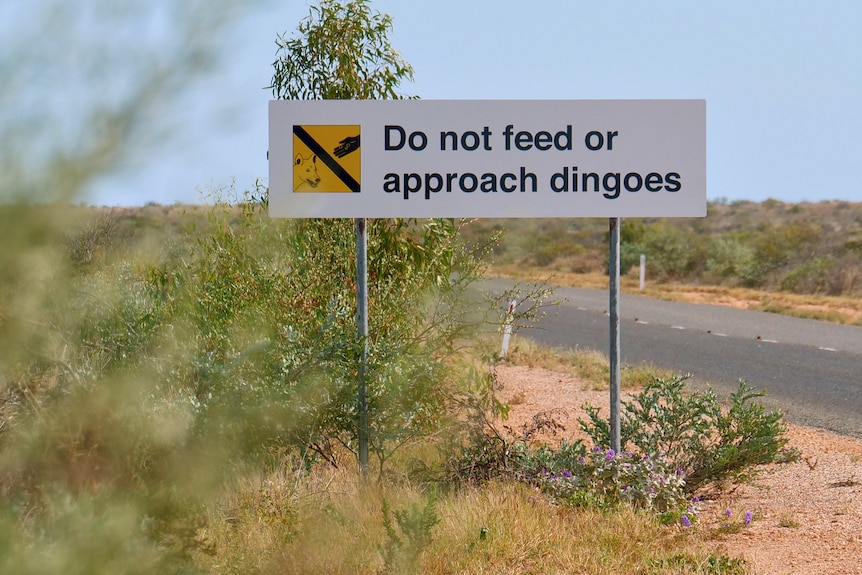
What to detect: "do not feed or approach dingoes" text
<box><xmin>381</xmin><ymin>124</ymin><xmax>683</xmax><ymax>200</ymax></box>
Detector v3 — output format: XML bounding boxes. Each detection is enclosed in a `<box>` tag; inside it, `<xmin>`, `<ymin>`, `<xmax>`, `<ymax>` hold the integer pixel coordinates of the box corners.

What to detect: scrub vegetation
<box><xmin>469</xmin><ymin>199</ymin><xmax>862</xmax><ymax>325</ymax></box>
<box><xmin>1</xmin><ymin>194</ymin><xmax>783</xmax><ymax>575</ymax></box>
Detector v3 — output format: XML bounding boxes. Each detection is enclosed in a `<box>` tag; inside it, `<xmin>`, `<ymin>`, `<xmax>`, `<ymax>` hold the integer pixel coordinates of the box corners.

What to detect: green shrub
<box><xmin>619</xmin><ymin>241</ymin><xmax>646</xmax><ymax>275</ymax></box>
<box><xmin>143</xmin><ymin>200</ymin><xmax>505</xmax><ymax>472</ymax></box>
<box><xmin>579</xmin><ymin>375</ymin><xmax>789</xmax><ymax>493</ymax></box>
<box><xmin>739</xmin><ymin>221</ymin><xmax>822</xmax><ymax>288</ymax></box>
<box><xmin>641</xmin><ymin>225</ymin><xmax>702</xmax><ymax>281</ymax></box>
<box><xmin>780</xmin><ymin>256</ymin><xmax>834</xmax><ymax>294</ymax></box>
<box><xmin>444</xmin><ymin>413</ymin><xmax>696</xmax><ymax>519</ymax></box>
<box><xmin>379</xmin><ymin>492</ymin><xmax>439</xmax><ymax>575</ymax></box>
<box><xmin>704</xmin><ymin>237</ymin><xmax>755</xmax><ymax>283</ymax></box>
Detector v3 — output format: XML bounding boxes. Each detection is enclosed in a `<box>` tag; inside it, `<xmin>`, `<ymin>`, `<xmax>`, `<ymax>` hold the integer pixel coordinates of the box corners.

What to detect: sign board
<box><xmin>269</xmin><ymin>99</ymin><xmax>706</xmax><ymax>218</ymax></box>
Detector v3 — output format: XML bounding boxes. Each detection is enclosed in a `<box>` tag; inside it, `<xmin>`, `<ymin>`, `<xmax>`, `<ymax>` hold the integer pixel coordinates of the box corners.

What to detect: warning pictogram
<box><xmin>293</xmin><ymin>125</ymin><xmax>360</xmax><ymax>193</ymax></box>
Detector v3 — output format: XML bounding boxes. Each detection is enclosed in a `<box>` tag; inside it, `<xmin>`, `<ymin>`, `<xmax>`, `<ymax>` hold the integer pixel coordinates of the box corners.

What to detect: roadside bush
<box><xmin>529</xmin><ymin>238</ymin><xmax>567</xmax><ymax>267</ymax></box>
<box><xmin>619</xmin><ymin>241</ymin><xmax>646</xmax><ymax>275</ymax></box>
<box><xmin>703</xmin><ymin>236</ymin><xmax>755</xmax><ymax>283</ymax></box>
<box><xmin>739</xmin><ymin>222</ymin><xmax>821</xmax><ymax>288</ymax></box>
<box><xmin>444</xmin><ymin>410</ymin><xmax>695</xmax><ymax>519</ymax></box>
<box><xmin>578</xmin><ymin>375</ymin><xmax>790</xmax><ymax>493</ymax></box>
<box><xmin>780</xmin><ymin>254</ymin><xmax>859</xmax><ymax>295</ymax></box>
<box><xmin>780</xmin><ymin>256</ymin><xmax>832</xmax><ymax>294</ymax></box>
<box><xmin>0</xmin><ymin>192</ymin><xmax>517</xmax><ymax>562</ymax></box>
<box><xmin>828</xmin><ymin>253</ymin><xmax>862</xmax><ymax>295</ymax></box>
<box><xmin>641</xmin><ymin>225</ymin><xmax>702</xmax><ymax>281</ymax></box>
<box><xmin>618</xmin><ymin>219</ymin><xmax>646</xmax><ymax>275</ymax></box>
<box><xmin>143</xmin><ymin>198</ymin><xmax>510</xmax><ymax>473</ymax></box>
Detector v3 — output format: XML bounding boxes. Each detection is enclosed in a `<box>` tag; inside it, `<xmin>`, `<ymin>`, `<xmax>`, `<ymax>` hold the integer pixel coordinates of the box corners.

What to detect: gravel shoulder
<box><xmin>496</xmin><ymin>364</ymin><xmax>862</xmax><ymax>575</ymax></box>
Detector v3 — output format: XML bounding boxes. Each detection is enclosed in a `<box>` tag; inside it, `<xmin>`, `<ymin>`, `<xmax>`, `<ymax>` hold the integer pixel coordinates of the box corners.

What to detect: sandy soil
<box><xmin>496</xmin><ymin>364</ymin><xmax>862</xmax><ymax>575</ymax></box>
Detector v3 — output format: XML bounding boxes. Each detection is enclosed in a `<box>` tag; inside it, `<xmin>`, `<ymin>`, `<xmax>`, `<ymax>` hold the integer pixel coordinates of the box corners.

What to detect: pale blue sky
<box><xmin>84</xmin><ymin>0</ymin><xmax>860</xmax><ymax>206</ymax></box>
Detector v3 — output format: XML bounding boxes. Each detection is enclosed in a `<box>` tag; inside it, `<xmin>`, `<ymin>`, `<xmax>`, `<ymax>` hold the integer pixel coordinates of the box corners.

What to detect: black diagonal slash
<box><xmin>293</xmin><ymin>126</ymin><xmax>360</xmax><ymax>193</ymax></box>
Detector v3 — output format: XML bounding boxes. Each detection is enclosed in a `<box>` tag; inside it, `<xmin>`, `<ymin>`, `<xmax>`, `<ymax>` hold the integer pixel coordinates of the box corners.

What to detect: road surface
<box><xmin>484</xmin><ymin>279</ymin><xmax>862</xmax><ymax>439</ymax></box>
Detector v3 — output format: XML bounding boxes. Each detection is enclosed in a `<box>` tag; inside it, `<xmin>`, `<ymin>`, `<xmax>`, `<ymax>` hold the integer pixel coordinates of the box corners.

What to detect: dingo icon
<box><xmin>292</xmin><ymin>124</ymin><xmax>361</xmax><ymax>193</ymax></box>
<box><xmin>294</xmin><ymin>154</ymin><xmax>321</xmax><ymax>190</ymax></box>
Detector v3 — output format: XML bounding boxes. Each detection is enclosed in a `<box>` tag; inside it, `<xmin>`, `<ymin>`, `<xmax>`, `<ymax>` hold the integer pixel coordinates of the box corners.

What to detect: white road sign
<box><xmin>269</xmin><ymin>99</ymin><xmax>706</xmax><ymax>218</ymax></box>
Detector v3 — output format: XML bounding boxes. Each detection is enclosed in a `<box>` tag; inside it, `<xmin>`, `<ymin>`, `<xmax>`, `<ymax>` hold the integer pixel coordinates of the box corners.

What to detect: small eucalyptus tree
<box><xmin>269</xmin><ymin>1</ymin><xmax>470</xmax><ymax>476</ymax></box>
<box><xmin>270</xmin><ymin>0</ymin><xmax>415</xmax><ymax>101</ymax></box>
<box><xmin>265</xmin><ymin>1</ymin><xmax>549</xmax><ymax>477</ymax></box>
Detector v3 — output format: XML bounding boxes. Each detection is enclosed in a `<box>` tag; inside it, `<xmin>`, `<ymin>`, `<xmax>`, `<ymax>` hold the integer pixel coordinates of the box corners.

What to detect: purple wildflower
<box><xmin>578</xmin><ymin>456</ymin><xmax>585</xmax><ymax>463</ymax></box>
<box><xmin>725</xmin><ymin>509</ymin><xmax>733</xmax><ymax>517</ymax></box>
<box><xmin>744</xmin><ymin>511</ymin><xmax>753</xmax><ymax>525</ymax></box>
<box><xmin>605</xmin><ymin>449</ymin><xmax>616</xmax><ymax>461</ymax></box>
<box><xmin>681</xmin><ymin>515</ymin><xmax>692</xmax><ymax>528</ymax></box>
<box><xmin>562</xmin><ymin>470</ymin><xmax>572</xmax><ymax>478</ymax></box>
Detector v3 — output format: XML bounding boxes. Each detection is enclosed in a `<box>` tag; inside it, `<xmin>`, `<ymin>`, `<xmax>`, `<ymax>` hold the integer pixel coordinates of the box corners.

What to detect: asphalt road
<box><xmin>484</xmin><ymin>279</ymin><xmax>862</xmax><ymax>439</ymax></box>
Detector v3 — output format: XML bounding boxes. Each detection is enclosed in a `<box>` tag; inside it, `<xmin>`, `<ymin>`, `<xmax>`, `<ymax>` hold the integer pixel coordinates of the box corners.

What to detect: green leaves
<box><xmin>136</xmin><ymin>204</ymin><xmax>492</xmax><ymax>473</ymax></box>
<box><xmin>380</xmin><ymin>492</ymin><xmax>440</xmax><ymax>575</ymax></box>
<box><xmin>270</xmin><ymin>0</ymin><xmax>414</xmax><ymax>101</ymax></box>
<box><xmin>579</xmin><ymin>375</ymin><xmax>789</xmax><ymax>493</ymax></box>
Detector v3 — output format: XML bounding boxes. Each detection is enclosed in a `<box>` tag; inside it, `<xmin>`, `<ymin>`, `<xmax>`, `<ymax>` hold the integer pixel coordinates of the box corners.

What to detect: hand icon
<box><xmin>334</xmin><ymin>135</ymin><xmax>360</xmax><ymax>158</ymax></box>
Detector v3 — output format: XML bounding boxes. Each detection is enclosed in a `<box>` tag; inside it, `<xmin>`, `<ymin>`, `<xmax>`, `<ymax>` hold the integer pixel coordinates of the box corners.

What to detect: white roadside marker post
<box><xmin>640</xmin><ymin>254</ymin><xmax>646</xmax><ymax>291</ymax></box>
<box><xmin>500</xmin><ymin>300</ymin><xmax>517</xmax><ymax>357</ymax></box>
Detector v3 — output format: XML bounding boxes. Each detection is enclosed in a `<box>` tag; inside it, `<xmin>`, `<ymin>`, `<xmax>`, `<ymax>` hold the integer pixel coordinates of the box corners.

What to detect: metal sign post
<box><xmin>356</xmin><ymin>218</ymin><xmax>369</xmax><ymax>477</ymax></box>
<box><xmin>609</xmin><ymin>218</ymin><xmax>622</xmax><ymax>453</ymax></box>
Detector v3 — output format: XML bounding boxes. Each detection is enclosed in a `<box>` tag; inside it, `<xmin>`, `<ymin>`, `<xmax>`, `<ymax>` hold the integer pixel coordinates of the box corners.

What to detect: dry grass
<box><xmin>497</xmin><ymin>334</ymin><xmax>672</xmax><ymax>391</ymax></box>
<box><xmin>199</xmin><ymin>468</ymin><xmax>741</xmax><ymax>575</ymax></box>
<box><xmin>427</xmin><ymin>481</ymin><xmax>724</xmax><ymax>575</ymax></box>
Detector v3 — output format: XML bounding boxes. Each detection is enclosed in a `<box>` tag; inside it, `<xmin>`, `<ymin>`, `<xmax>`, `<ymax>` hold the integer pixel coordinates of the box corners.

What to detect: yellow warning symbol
<box><xmin>293</xmin><ymin>125</ymin><xmax>361</xmax><ymax>193</ymax></box>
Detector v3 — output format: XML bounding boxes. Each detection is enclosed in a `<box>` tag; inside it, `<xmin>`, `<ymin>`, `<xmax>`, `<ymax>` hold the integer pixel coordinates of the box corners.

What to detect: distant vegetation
<box><xmin>464</xmin><ymin>199</ymin><xmax>862</xmax><ymax>297</ymax></box>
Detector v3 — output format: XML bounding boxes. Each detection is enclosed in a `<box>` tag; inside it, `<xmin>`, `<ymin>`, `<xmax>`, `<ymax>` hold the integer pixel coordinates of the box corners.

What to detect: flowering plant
<box><xmin>578</xmin><ymin>375</ymin><xmax>790</xmax><ymax>493</ymax></box>
<box><xmin>536</xmin><ymin>446</ymin><xmax>693</xmax><ymax>515</ymax></box>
